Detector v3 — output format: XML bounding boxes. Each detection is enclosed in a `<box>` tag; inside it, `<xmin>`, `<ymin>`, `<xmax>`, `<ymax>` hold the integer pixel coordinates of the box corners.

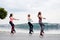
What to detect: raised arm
<box><xmin>41</xmin><ymin>16</ymin><xmax>46</xmax><ymax>19</ymax></box>
<box><xmin>13</xmin><ymin>18</ymin><xmax>19</xmax><ymax>20</ymax></box>
<box><xmin>38</xmin><ymin>15</ymin><xmax>46</xmax><ymax>19</ymax></box>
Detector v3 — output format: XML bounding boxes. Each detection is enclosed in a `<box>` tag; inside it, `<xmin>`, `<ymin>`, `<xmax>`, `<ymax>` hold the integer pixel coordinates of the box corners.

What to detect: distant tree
<box><xmin>0</xmin><ymin>8</ymin><xmax>7</xmax><ymax>19</ymax></box>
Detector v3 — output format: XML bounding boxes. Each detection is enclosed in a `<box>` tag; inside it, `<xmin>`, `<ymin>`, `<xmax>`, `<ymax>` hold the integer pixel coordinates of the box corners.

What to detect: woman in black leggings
<box><xmin>9</xmin><ymin>13</ymin><xmax>19</xmax><ymax>34</ymax></box>
<box><xmin>28</xmin><ymin>14</ymin><xmax>33</xmax><ymax>34</ymax></box>
<box><xmin>37</xmin><ymin>12</ymin><xmax>46</xmax><ymax>36</ymax></box>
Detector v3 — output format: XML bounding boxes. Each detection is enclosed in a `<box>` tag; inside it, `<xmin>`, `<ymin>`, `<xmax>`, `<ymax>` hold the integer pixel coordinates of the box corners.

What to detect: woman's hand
<box><xmin>13</xmin><ymin>18</ymin><xmax>19</xmax><ymax>20</ymax></box>
<box><xmin>43</xmin><ymin>18</ymin><xmax>46</xmax><ymax>19</ymax></box>
<box><xmin>16</xmin><ymin>19</ymin><xmax>19</xmax><ymax>20</ymax></box>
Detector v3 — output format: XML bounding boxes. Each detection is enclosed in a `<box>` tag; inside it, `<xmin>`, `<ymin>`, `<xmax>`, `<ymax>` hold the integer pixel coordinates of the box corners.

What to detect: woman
<box><xmin>28</xmin><ymin>14</ymin><xmax>33</xmax><ymax>34</ymax></box>
<box><xmin>38</xmin><ymin>12</ymin><xmax>46</xmax><ymax>36</ymax></box>
<box><xmin>9</xmin><ymin>13</ymin><xmax>19</xmax><ymax>34</ymax></box>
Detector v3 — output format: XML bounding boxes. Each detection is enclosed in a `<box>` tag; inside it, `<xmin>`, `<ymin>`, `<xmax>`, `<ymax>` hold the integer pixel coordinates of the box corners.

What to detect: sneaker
<box><xmin>29</xmin><ymin>33</ymin><xmax>32</xmax><ymax>34</ymax></box>
<box><xmin>40</xmin><ymin>33</ymin><xmax>43</xmax><ymax>36</ymax></box>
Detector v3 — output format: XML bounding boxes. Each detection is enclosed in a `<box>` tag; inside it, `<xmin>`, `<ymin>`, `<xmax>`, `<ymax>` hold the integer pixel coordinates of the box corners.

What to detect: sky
<box><xmin>0</xmin><ymin>0</ymin><xmax>60</xmax><ymax>24</ymax></box>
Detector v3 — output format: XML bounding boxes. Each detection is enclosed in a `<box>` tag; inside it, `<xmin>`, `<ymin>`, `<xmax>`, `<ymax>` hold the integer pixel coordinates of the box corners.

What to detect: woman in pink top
<box><xmin>9</xmin><ymin>13</ymin><xmax>19</xmax><ymax>34</ymax></box>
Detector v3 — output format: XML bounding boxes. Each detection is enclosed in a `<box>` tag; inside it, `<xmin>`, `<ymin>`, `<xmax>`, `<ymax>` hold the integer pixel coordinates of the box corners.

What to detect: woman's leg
<box><xmin>28</xmin><ymin>22</ymin><xmax>32</xmax><ymax>34</ymax></box>
<box><xmin>39</xmin><ymin>23</ymin><xmax>43</xmax><ymax>36</ymax></box>
<box><xmin>9</xmin><ymin>22</ymin><xmax>13</xmax><ymax>33</ymax></box>
<box><xmin>31</xmin><ymin>24</ymin><xmax>33</xmax><ymax>32</ymax></box>
<box><xmin>41</xmin><ymin>23</ymin><xmax>44</xmax><ymax>33</ymax></box>
<box><xmin>9</xmin><ymin>21</ymin><xmax>15</xmax><ymax>33</ymax></box>
<box><xmin>29</xmin><ymin>22</ymin><xmax>33</xmax><ymax>33</ymax></box>
<box><xmin>11</xmin><ymin>26</ymin><xmax>14</xmax><ymax>33</ymax></box>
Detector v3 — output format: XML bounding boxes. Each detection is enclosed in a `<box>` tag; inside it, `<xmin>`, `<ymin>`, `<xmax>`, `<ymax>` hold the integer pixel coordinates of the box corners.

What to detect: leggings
<box><xmin>9</xmin><ymin>21</ymin><xmax>15</xmax><ymax>33</ymax></box>
<box><xmin>28</xmin><ymin>22</ymin><xmax>33</xmax><ymax>33</ymax></box>
<box><xmin>39</xmin><ymin>22</ymin><xmax>44</xmax><ymax>33</ymax></box>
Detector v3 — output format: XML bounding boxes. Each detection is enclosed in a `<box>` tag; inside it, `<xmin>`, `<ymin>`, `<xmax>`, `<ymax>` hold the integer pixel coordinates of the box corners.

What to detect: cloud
<box><xmin>0</xmin><ymin>0</ymin><xmax>60</xmax><ymax>24</ymax></box>
<box><xmin>0</xmin><ymin>0</ymin><xmax>55</xmax><ymax>12</ymax></box>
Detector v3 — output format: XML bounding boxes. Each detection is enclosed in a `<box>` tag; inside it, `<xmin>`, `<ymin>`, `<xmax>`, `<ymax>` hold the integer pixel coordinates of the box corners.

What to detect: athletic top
<box><xmin>38</xmin><ymin>16</ymin><xmax>42</xmax><ymax>23</ymax></box>
<box><xmin>10</xmin><ymin>17</ymin><xmax>14</xmax><ymax>22</ymax></box>
<box><xmin>28</xmin><ymin>17</ymin><xmax>33</xmax><ymax>22</ymax></box>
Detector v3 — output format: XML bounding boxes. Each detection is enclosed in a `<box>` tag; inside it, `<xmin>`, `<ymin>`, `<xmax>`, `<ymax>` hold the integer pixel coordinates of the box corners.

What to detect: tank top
<box><xmin>10</xmin><ymin>17</ymin><xmax>14</xmax><ymax>22</ymax></box>
<box><xmin>38</xmin><ymin>17</ymin><xmax>42</xmax><ymax>22</ymax></box>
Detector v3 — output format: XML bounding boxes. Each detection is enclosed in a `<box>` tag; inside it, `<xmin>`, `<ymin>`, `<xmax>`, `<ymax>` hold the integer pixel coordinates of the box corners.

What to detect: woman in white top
<box><xmin>28</xmin><ymin>14</ymin><xmax>33</xmax><ymax>34</ymax></box>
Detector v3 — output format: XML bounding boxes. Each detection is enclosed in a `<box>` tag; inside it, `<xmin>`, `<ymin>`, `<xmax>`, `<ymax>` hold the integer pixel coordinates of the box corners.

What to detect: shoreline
<box><xmin>0</xmin><ymin>30</ymin><xmax>60</xmax><ymax>34</ymax></box>
<box><xmin>0</xmin><ymin>32</ymin><xmax>60</xmax><ymax>40</ymax></box>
